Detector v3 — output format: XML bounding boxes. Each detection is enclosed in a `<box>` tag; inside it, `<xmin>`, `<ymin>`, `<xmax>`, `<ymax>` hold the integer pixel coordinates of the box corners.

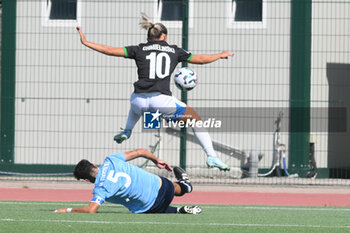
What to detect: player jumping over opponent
<box><xmin>76</xmin><ymin>13</ymin><xmax>233</xmax><ymax>171</ymax></box>
<box><xmin>54</xmin><ymin>148</ymin><xmax>201</xmax><ymax>214</ymax></box>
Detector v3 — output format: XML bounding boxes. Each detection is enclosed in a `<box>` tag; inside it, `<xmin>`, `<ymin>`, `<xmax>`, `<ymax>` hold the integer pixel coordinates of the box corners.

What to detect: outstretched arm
<box><xmin>54</xmin><ymin>202</ymin><xmax>100</xmax><ymax>214</ymax></box>
<box><xmin>76</xmin><ymin>27</ymin><xmax>125</xmax><ymax>57</ymax></box>
<box><xmin>124</xmin><ymin>149</ymin><xmax>173</xmax><ymax>172</ymax></box>
<box><xmin>188</xmin><ymin>51</ymin><xmax>234</xmax><ymax>64</ymax></box>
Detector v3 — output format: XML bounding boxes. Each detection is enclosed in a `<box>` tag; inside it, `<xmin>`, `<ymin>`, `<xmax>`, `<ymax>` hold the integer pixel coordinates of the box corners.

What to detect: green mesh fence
<box><xmin>1</xmin><ymin>0</ymin><xmax>350</xmax><ymax>185</ymax></box>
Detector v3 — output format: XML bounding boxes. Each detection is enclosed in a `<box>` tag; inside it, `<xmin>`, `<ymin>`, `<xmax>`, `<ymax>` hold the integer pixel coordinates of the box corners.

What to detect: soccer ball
<box><xmin>174</xmin><ymin>67</ymin><xmax>198</xmax><ymax>91</ymax></box>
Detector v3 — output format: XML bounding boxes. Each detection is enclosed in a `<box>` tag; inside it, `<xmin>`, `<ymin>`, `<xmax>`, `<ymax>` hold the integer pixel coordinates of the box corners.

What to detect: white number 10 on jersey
<box><xmin>146</xmin><ymin>52</ymin><xmax>171</xmax><ymax>79</ymax></box>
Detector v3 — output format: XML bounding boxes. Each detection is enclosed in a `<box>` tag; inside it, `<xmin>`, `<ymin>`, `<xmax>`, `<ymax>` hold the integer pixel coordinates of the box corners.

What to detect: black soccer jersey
<box><xmin>124</xmin><ymin>41</ymin><xmax>193</xmax><ymax>95</ymax></box>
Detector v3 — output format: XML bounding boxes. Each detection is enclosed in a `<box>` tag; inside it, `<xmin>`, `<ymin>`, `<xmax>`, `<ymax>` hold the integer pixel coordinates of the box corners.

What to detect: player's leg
<box><xmin>177</xmin><ymin>206</ymin><xmax>202</xmax><ymax>214</ymax></box>
<box><xmin>114</xmin><ymin>93</ymin><xmax>145</xmax><ymax>144</ymax></box>
<box><xmin>173</xmin><ymin>166</ymin><xmax>192</xmax><ymax>195</ymax></box>
<box><xmin>171</xmin><ymin>169</ymin><xmax>202</xmax><ymax>215</ymax></box>
<box><xmin>178</xmin><ymin>106</ymin><xmax>216</xmax><ymax>156</ymax></box>
<box><xmin>144</xmin><ymin>176</ymin><xmax>177</xmax><ymax>214</ymax></box>
<box><xmin>177</xmin><ymin>106</ymin><xmax>230</xmax><ymax>171</ymax></box>
<box><xmin>147</xmin><ymin>174</ymin><xmax>200</xmax><ymax>215</ymax></box>
<box><xmin>163</xmin><ymin>205</ymin><xmax>201</xmax><ymax>214</ymax></box>
<box><xmin>114</xmin><ymin>108</ymin><xmax>140</xmax><ymax>143</ymax></box>
<box><xmin>149</xmin><ymin>94</ymin><xmax>229</xmax><ymax>170</ymax></box>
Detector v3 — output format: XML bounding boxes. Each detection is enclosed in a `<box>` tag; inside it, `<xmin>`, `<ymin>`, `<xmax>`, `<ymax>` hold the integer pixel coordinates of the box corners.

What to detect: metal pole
<box><xmin>1</xmin><ymin>0</ymin><xmax>17</xmax><ymax>164</ymax></box>
<box><xmin>180</xmin><ymin>0</ymin><xmax>189</xmax><ymax>170</ymax></box>
<box><xmin>289</xmin><ymin>0</ymin><xmax>312</xmax><ymax>177</ymax></box>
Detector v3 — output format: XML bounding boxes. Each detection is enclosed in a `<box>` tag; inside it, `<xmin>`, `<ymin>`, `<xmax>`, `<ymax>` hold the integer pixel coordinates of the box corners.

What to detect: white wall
<box><xmin>14</xmin><ymin>0</ymin><xmax>293</xmax><ymax>174</ymax></box>
<box><xmin>311</xmin><ymin>0</ymin><xmax>350</xmax><ymax>168</ymax></box>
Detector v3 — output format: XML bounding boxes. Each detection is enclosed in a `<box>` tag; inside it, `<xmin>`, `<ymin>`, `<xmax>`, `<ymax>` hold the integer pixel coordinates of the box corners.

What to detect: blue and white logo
<box><xmin>143</xmin><ymin>110</ymin><xmax>162</xmax><ymax>129</ymax></box>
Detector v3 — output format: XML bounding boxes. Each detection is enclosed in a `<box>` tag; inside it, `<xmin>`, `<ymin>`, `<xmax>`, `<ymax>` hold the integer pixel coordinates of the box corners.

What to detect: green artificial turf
<box><xmin>0</xmin><ymin>201</ymin><xmax>349</xmax><ymax>233</ymax></box>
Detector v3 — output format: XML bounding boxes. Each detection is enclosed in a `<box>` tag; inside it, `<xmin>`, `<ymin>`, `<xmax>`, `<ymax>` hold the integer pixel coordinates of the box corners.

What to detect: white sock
<box><xmin>125</xmin><ymin>108</ymin><xmax>141</xmax><ymax>131</ymax></box>
<box><xmin>192</xmin><ymin>125</ymin><xmax>217</xmax><ymax>157</ymax></box>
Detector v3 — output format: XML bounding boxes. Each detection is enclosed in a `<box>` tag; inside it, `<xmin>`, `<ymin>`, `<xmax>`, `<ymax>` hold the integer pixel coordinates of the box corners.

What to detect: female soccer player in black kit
<box><xmin>76</xmin><ymin>13</ymin><xmax>234</xmax><ymax>171</ymax></box>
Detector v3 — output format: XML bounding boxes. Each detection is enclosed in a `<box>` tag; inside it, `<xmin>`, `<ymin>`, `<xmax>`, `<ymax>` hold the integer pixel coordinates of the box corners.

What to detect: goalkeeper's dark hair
<box><xmin>139</xmin><ymin>12</ymin><xmax>167</xmax><ymax>41</ymax></box>
<box><xmin>74</xmin><ymin>159</ymin><xmax>96</xmax><ymax>183</ymax></box>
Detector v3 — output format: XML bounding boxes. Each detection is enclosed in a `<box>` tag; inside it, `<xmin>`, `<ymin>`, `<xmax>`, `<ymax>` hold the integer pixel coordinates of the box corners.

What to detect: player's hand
<box><xmin>76</xmin><ymin>27</ymin><xmax>87</xmax><ymax>44</ymax></box>
<box><xmin>156</xmin><ymin>160</ymin><xmax>173</xmax><ymax>172</ymax></box>
<box><xmin>53</xmin><ymin>208</ymin><xmax>67</xmax><ymax>213</ymax></box>
<box><xmin>220</xmin><ymin>51</ymin><xmax>234</xmax><ymax>59</ymax></box>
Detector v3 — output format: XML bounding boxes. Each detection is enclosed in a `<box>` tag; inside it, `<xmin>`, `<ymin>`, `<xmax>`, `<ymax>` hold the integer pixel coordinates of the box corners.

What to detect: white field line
<box><xmin>1</xmin><ymin>218</ymin><xmax>350</xmax><ymax>229</ymax></box>
<box><xmin>0</xmin><ymin>201</ymin><xmax>117</xmax><ymax>207</ymax></box>
<box><xmin>1</xmin><ymin>201</ymin><xmax>350</xmax><ymax>211</ymax></box>
<box><xmin>206</xmin><ymin>206</ymin><xmax>350</xmax><ymax>211</ymax></box>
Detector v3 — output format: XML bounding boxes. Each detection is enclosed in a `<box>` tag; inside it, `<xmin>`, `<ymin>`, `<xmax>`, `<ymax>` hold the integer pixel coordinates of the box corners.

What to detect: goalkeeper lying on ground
<box><xmin>54</xmin><ymin>148</ymin><xmax>201</xmax><ymax>214</ymax></box>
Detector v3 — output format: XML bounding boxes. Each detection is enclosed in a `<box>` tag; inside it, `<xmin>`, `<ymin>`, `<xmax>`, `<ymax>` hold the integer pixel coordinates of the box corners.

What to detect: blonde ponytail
<box><xmin>139</xmin><ymin>12</ymin><xmax>168</xmax><ymax>41</ymax></box>
<box><xmin>139</xmin><ymin>12</ymin><xmax>153</xmax><ymax>30</ymax></box>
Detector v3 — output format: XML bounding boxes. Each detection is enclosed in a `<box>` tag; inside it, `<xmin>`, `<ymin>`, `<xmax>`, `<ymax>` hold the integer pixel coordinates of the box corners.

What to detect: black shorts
<box><xmin>145</xmin><ymin>176</ymin><xmax>175</xmax><ymax>213</ymax></box>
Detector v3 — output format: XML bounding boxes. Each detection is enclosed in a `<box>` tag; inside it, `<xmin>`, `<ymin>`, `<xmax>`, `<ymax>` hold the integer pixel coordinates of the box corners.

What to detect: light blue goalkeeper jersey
<box><xmin>91</xmin><ymin>153</ymin><xmax>160</xmax><ymax>213</ymax></box>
